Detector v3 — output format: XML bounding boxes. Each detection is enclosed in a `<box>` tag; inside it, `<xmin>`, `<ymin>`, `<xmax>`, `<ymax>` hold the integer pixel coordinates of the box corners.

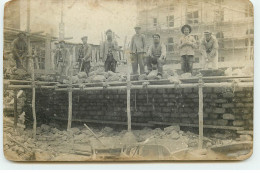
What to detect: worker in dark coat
<box><xmin>12</xmin><ymin>32</ymin><xmax>28</xmax><ymax>69</ymax></box>
<box><xmin>54</xmin><ymin>40</ymin><xmax>70</xmax><ymax>76</ymax></box>
<box><xmin>78</xmin><ymin>36</ymin><xmax>92</xmax><ymax>76</ymax></box>
<box><xmin>100</xmin><ymin>29</ymin><xmax>119</xmax><ymax>72</ymax></box>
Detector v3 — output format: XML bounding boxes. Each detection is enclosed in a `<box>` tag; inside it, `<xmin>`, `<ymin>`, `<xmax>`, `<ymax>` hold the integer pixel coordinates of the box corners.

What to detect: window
<box><xmin>215</xmin><ymin>9</ymin><xmax>224</xmax><ymax>22</ymax></box>
<box><xmin>167</xmin><ymin>45</ymin><xmax>174</xmax><ymax>52</ymax></box>
<box><xmin>153</xmin><ymin>18</ymin><xmax>157</xmax><ymax>27</ymax></box>
<box><xmin>166</xmin><ymin>15</ymin><xmax>174</xmax><ymax>27</ymax></box>
<box><xmin>215</xmin><ymin>0</ymin><xmax>224</xmax><ymax>4</ymax></box>
<box><xmin>245</xmin><ymin>4</ymin><xmax>253</xmax><ymax>17</ymax></box>
<box><xmin>195</xmin><ymin>57</ymin><xmax>200</xmax><ymax>63</ymax></box>
<box><xmin>167</xmin><ymin>37</ymin><xmax>174</xmax><ymax>52</ymax></box>
<box><xmin>245</xmin><ymin>29</ymin><xmax>254</xmax><ymax>46</ymax></box>
<box><xmin>187</xmin><ymin>11</ymin><xmax>199</xmax><ymax>24</ymax></box>
<box><xmin>169</xmin><ymin>4</ymin><xmax>174</xmax><ymax>11</ymax></box>
<box><xmin>218</xmin><ymin>57</ymin><xmax>225</xmax><ymax>62</ymax></box>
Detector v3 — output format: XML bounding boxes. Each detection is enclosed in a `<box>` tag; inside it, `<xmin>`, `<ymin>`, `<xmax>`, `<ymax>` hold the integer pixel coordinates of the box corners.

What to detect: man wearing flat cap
<box><xmin>130</xmin><ymin>25</ymin><xmax>146</xmax><ymax>75</ymax></box>
<box><xmin>200</xmin><ymin>31</ymin><xmax>219</xmax><ymax>69</ymax></box>
<box><xmin>100</xmin><ymin>29</ymin><xmax>119</xmax><ymax>72</ymax></box>
<box><xmin>78</xmin><ymin>36</ymin><xmax>92</xmax><ymax>76</ymax></box>
<box><xmin>146</xmin><ymin>33</ymin><xmax>166</xmax><ymax>79</ymax></box>
<box><xmin>12</xmin><ymin>32</ymin><xmax>28</xmax><ymax>69</ymax></box>
<box><xmin>179</xmin><ymin>24</ymin><xmax>197</xmax><ymax>74</ymax></box>
<box><xmin>54</xmin><ymin>40</ymin><xmax>70</xmax><ymax>76</ymax></box>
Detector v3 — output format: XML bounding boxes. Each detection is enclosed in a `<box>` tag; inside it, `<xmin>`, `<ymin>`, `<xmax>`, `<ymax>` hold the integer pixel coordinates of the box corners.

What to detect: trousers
<box><xmin>105</xmin><ymin>54</ymin><xmax>117</xmax><ymax>72</ymax></box>
<box><xmin>147</xmin><ymin>56</ymin><xmax>163</xmax><ymax>75</ymax></box>
<box><xmin>131</xmin><ymin>53</ymin><xmax>145</xmax><ymax>75</ymax></box>
<box><xmin>181</xmin><ymin>55</ymin><xmax>194</xmax><ymax>73</ymax></box>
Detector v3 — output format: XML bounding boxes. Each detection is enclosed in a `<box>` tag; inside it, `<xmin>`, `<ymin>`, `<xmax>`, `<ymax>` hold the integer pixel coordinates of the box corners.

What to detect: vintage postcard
<box><xmin>3</xmin><ymin>0</ymin><xmax>254</xmax><ymax>161</ymax></box>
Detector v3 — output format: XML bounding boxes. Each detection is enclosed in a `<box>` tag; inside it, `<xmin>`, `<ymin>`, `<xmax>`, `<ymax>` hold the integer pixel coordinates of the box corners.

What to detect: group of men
<box><xmin>12</xmin><ymin>24</ymin><xmax>218</xmax><ymax>78</ymax></box>
<box><xmin>130</xmin><ymin>24</ymin><xmax>219</xmax><ymax>78</ymax></box>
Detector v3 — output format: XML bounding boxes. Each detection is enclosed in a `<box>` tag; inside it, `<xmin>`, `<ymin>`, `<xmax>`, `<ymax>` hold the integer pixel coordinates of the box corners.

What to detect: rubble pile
<box><xmin>224</xmin><ymin>64</ymin><xmax>254</xmax><ymax>76</ymax></box>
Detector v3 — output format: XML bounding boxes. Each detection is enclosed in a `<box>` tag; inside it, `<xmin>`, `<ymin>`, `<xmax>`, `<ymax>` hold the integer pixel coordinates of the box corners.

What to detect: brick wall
<box><xmin>23</xmin><ymin>86</ymin><xmax>253</xmax><ymax>130</ymax></box>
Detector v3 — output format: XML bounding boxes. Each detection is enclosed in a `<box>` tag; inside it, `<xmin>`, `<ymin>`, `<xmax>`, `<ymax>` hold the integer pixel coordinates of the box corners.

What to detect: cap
<box><xmin>134</xmin><ymin>25</ymin><xmax>141</xmax><ymax>29</ymax></box>
<box><xmin>17</xmin><ymin>31</ymin><xmax>26</xmax><ymax>36</ymax></box>
<box><xmin>81</xmin><ymin>36</ymin><xmax>88</xmax><ymax>40</ymax></box>
<box><xmin>152</xmin><ymin>33</ymin><xmax>160</xmax><ymax>38</ymax></box>
<box><xmin>106</xmin><ymin>29</ymin><xmax>112</xmax><ymax>35</ymax></box>
<box><xmin>58</xmin><ymin>40</ymin><xmax>66</xmax><ymax>44</ymax></box>
<box><xmin>204</xmin><ymin>31</ymin><xmax>212</xmax><ymax>35</ymax></box>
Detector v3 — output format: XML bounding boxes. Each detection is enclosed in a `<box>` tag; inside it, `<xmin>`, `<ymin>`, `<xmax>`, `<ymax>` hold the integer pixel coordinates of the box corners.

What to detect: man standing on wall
<box><xmin>200</xmin><ymin>31</ymin><xmax>219</xmax><ymax>69</ymax></box>
<box><xmin>54</xmin><ymin>40</ymin><xmax>70</xmax><ymax>76</ymax></box>
<box><xmin>12</xmin><ymin>32</ymin><xmax>28</xmax><ymax>70</ymax></box>
<box><xmin>78</xmin><ymin>36</ymin><xmax>92</xmax><ymax>76</ymax></box>
<box><xmin>100</xmin><ymin>29</ymin><xmax>119</xmax><ymax>72</ymax></box>
<box><xmin>146</xmin><ymin>33</ymin><xmax>166</xmax><ymax>79</ymax></box>
<box><xmin>130</xmin><ymin>26</ymin><xmax>146</xmax><ymax>75</ymax></box>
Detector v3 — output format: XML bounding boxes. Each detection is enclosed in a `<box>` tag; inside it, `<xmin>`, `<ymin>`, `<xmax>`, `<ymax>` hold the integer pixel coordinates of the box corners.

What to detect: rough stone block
<box><xmin>236</xmin><ymin>103</ymin><xmax>244</xmax><ymax>107</ymax></box>
<box><xmin>213</xmin><ymin>108</ymin><xmax>225</xmax><ymax>114</ymax></box>
<box><xmin>223</xmin><ymin>114</ymin><xmax>235</xmax><ymax>120</ymax></box>
<box><xmin>209</xmin><ymin>114</ymin><xmax>219</xmax><ymax>119</ymax></box>
<box><xmin>223</xmin><ymin>92</ymin><xmax>234</xmax><ymax>98</ymax></box>
<box><xmin>222</xmin><ymin>103</ymin><xmax>235</xmax><ymax>108</ymax></box>
<box><xmin>233</xmin><ymin>120</ymin><xmax>245</xmax><ymax>126</ymax></box>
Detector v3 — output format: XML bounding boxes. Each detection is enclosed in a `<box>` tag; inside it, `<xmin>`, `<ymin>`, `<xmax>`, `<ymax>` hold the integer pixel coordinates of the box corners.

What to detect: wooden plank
<box><xmin>198</xmin><ymin>74</ymin><xmax>203</xmax><ymax>149</ymax></box>
<box><xmin>148</xmin><ymin>121</ymin><xmax>244</xmax><ymax>131</ymax></box>
<box><xmin>236</xmin><ymin>130</ymin><xmax>253</xmax><ymax>135</ymax></box>
<box><xmin>84</xmin><ymin>124</ymin><xmax>105</xmax><ymax>146</ymax></box>
<box><xmin>51</xmin><ymin>117</ymin><xmax>153</xmax><ymax>127</ymax></box>
<box><xmin>211</xmin><ymin>141</ymin><xmax>253</xmax><ymax>153</ymax></box>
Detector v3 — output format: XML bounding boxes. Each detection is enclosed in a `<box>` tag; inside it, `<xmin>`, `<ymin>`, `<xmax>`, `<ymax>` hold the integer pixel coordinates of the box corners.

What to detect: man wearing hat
<box><xmin>130</xmin><ymin>25</ymin><xmax>146</xmax><ymax>75</ymax></box>
<box><xmin>100</xmin><ymin>29</ymin><xmax>119</xmax><ymax>72</ymax></box>
<box><xmin>179</xmin><ymin>24</ymin><xmax>197</xmax><ymax>74</ymax></box>
<box><xmin>12</xmin><ymin>32</ymin><xmax>28</xmax><ymax>69</ymax></box>
<box><xmin>200</xmin><ymin>31</ymin><xmax>219</xmax><ymax>69</ymax></box>
<box><xmin>54</xmin><ymin>40</ymin><xmax>70</xmax><ymax>76</ymax></box>
<box><xmin>78</xmin><ymin>36</ymin><xmax>92</xmax><ymax>76</ymax></box>
<box><xmin>146</xmin><ymin>33</ymin><xmax>166</xmax><ymax>79</ymax></box>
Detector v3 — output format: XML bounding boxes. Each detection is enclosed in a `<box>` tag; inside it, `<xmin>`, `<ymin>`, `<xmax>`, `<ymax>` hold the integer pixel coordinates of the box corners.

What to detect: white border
<box><xmin>0</xmin><ymin>0</ymin><xmax>260</xmax><ymax>170</ymax></box>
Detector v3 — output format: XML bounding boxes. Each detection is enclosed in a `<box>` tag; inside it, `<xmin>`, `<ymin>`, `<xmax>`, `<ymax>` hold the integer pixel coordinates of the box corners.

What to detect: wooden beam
<box><xmin>13</xmin><ymin>90</ymin><xmax>18</xmax><ymax>130</ymax></box>
<box><xmin>126</xmin><ymin>37</ymin><xmax>131</xmax><ymax>132</ymax></box>
<box><xmin>51</xmin><ymin>117</ymin><xmax>154</xmax><ymax>127</ymax></box>
<box><xmin>27</xmin><ymin>0</ymin><xmax>37</xmax><ymax>140</ymax></box>
<box><xmin>148</xmin><ymin>121</ymin><xmax>244</xmax><ymax>131</ymax></box>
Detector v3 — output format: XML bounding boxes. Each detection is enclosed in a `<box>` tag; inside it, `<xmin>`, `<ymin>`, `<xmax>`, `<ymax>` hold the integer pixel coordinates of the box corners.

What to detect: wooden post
<box><xmin>27</xmin><ymin>0</ymin><xmax>36</xmax><ymax>140</ymax></box>
<box><xmin>125</xmin><ymin>36</ymin><xmax>131</xmax><ymax>131</ymax></box>
<box><xmin>198</xmin><ymin>74</ymin><xmax>204</xmax><ymax>149</ymax></box>
<box><xmin>67</xmin><ymin>58</ymin><xmax>73</xmax><ymax>130</ymax></box>
<box><xmin>13</xmin><ymin>90</ymin><xmax>18</xmax><ymax>130</ymax></box>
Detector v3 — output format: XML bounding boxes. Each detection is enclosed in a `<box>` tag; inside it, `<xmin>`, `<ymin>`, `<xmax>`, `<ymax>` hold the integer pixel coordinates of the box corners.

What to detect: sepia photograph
<box><xmin>2</xmin><ymin>0</ymin><xmax>254</xmax><ymax>161</ymax></box>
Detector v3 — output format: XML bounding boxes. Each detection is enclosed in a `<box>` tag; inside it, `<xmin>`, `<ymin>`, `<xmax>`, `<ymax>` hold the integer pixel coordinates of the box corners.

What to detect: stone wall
<box><xmin>23</xmin><ymin>86</ymin><xmax>253</xmax><ymax>131</ymax></box>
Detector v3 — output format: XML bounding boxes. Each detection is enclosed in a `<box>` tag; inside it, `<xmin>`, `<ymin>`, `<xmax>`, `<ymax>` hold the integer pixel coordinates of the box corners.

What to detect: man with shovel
<box><xmin>78</xmin><ymin>36</ymin><xmax>92</xmax><ymax>76</ymax></box>
<box><xmin>12</xmin><ymin>32</ymin><xmax>28</xmax><ymax>70</ymax></box>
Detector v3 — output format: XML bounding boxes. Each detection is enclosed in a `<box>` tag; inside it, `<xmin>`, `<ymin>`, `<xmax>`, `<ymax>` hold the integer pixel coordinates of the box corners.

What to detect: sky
<box><xmin>19</xmin><ymin>0</ymin><xmax>138</xmax><ymax>46</ymax></box>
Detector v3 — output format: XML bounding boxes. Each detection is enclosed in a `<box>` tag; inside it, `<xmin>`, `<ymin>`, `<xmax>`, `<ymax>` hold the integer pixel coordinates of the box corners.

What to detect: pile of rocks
<box><xmin>63</xmin><ymin>68</ymin><xmax>127</xmax><ymax>84</ymax></box>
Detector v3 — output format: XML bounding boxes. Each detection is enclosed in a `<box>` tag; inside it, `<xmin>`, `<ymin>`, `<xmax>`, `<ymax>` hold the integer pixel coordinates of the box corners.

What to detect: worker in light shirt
<box><xmin>179</xmin><ymin>24</ymin><xmax>197</xmax><ymax>74</ymax></box>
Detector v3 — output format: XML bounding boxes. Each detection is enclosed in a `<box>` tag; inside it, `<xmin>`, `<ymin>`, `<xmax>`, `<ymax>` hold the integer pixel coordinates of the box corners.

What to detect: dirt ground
<box><xmin>3</xmin><ymin>116</ymin><xmax>253</xmax><ymax>162</ymax></box>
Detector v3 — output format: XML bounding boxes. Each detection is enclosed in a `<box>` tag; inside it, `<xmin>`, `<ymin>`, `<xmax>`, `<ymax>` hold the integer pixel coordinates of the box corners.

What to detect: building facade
<box><xmin>136</xmin><ymin>0</ymin><xmax>254</xmax><ymax>67</ymax></box>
